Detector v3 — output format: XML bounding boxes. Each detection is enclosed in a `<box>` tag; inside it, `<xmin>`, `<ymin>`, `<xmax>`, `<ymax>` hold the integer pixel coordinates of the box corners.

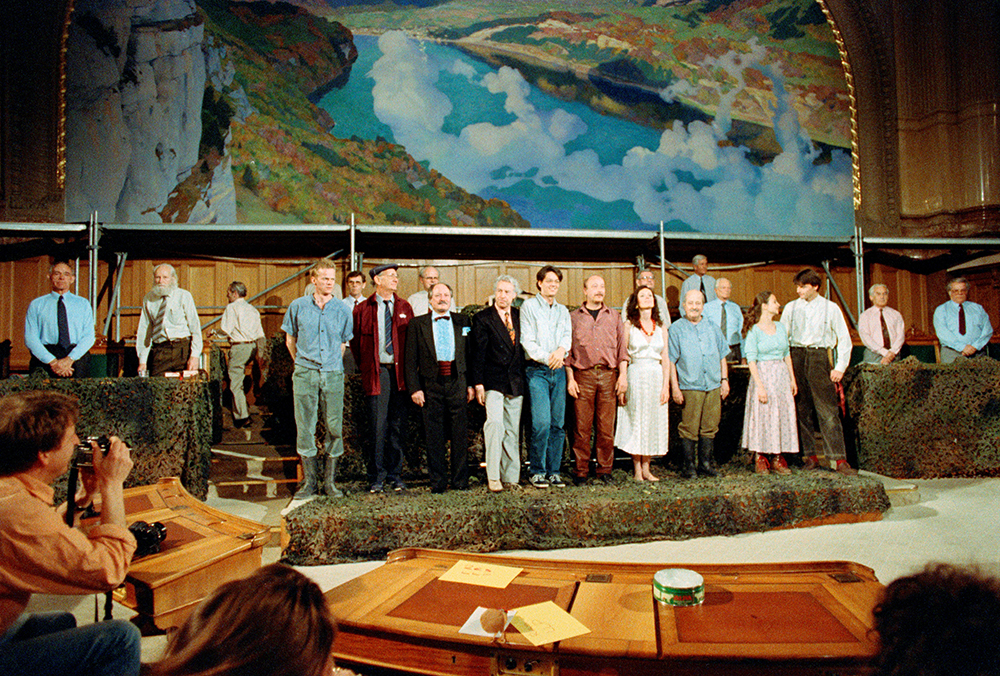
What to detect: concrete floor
<box><xmin>25</xmin><ymin>473</ymin><xmax>1000</xmax><ymax>664</ymax></box>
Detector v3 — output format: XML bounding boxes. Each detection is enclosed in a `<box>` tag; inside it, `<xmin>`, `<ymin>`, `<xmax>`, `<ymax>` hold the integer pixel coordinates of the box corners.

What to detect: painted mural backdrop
<box><xmin>64</xmin><ymin>0</ymin><xmax>853</xmax><ymax>235</ymax></box>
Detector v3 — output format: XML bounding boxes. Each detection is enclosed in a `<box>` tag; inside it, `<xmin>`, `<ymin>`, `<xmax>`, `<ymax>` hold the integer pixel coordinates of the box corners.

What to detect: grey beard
<box><xmin>150</xmin><ymin>282</ymin><xmax>177</xmax><ymax>299</ymax></box>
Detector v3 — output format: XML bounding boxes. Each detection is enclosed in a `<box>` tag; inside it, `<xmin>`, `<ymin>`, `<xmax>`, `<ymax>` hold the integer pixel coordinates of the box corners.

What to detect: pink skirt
<box><xmin>741</xmin><ymin>359</ymin><xmax>800</xmax><ymax>455</ymax></box>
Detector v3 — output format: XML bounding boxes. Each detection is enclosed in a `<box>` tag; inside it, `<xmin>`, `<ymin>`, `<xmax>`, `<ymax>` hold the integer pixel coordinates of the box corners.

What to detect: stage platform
<box><xmin>282</xmin><ymin>465</ymin><xmax>890</xmax><ymax>565</ymax></box>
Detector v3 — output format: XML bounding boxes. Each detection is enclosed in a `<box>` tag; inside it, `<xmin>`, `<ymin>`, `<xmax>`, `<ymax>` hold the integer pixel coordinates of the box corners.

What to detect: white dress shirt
<box><xmin>780</xmin><ymin>295</ymin><xmax>852</xmax><ymax>372</ymax></box>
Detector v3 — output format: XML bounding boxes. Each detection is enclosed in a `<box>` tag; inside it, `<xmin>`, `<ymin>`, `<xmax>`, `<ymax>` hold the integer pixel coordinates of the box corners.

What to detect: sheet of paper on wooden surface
<box><xmin>509</xmin><ymin>601</ymin><xmax>590</xmax><ymax>646</ymax></box>
<box><xmin>458</xmin><ymin>607</ymin><xmax>516</xmax><ymax>637</ymax></box>
<box><xmin>438</xmin><ymin>560</ymin><xmax>522</xmax><ymax>588</ymax></box>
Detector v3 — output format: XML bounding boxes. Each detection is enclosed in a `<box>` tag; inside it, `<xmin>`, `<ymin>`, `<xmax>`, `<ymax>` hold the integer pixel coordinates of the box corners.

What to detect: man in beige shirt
<box><xmin>220</xmin><ymin>281</ymin><xmax>266</xmax><ymax>428</ymax></box>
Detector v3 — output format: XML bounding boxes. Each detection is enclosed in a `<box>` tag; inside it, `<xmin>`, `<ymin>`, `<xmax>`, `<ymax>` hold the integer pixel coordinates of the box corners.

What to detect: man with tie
<box><xmin>24</xmin><ymin>260</ymin><xmax>95</xmax><ymax>378</ymax></box>
<box><xmin>283</xmin><ymin>259</ymin><xmax>354</xmax><ymax>500</ymax></box>
<box><xmin>702</xmin><ymin>277</ymin><xmax>744</xmax><ymax>362</ymax></box>
<box><xmin>350</xmin><ymin>263</ymin><xmax>412</xmax><ymax>493</ymax></box>
<box><xmin>679</xmin><ymin>254</ymin><xmax>716</xmax><ymax>308</ymax></box>
<box><xmin>780</xmin><ymin>268</ymin><xmax>856</xmax><ymax>475</ymax></box>
<box><xmin>858</xmin><ymin>284</ymin><xmax>906</xmax><ymax>364</ymax></box>
<box><xmin>934</xmin><ymin>277</ymin><xmax>994</xmax><ymax>363</ymax></box>
<box><xmin>136</xmin><ymin>264</ymin><xmax>202</xmax><ymax>376</ymax></box>
<box><xmin>406</xmin><ymin>283</ymin><xmax>474</xmax><ymax>493</ymax></box>
<box><xmin>471</xmin><ymin>275</ymin><xmax>526</xmax><ymax>493</ymax></box>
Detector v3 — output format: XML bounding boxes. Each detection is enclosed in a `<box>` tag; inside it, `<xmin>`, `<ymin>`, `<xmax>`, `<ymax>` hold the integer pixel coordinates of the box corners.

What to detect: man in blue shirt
<box><xmin>702</xmin><ymin>277</ymin><xmax>745</xmax><ymax>362</ymax></box>
<box><xmin>24</xmin><ymin>261</ymin><xmax>95</xmax><ymax>378</ymax></box>
<box><xmin>933</xmin><ymin>277</ymin><xmax>994</xmax><ymax>363</ymax></box>
<box><xmin>668</xmin><ymin>289</ymin><xmax>730</xmax><ymax>478</ymax></box>
<box><xmin>282</xmin><ymin>259</ymin><xmax>353</xmax><ymax>501</ymax></box>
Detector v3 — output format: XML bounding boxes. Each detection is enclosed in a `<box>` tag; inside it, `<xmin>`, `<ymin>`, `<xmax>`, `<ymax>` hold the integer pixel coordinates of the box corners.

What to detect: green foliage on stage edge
<box><xmin>0</xmin><ymin>374</ymin><xmax>213</xmax><ymax>499</ymax></box>
<box><xmin>281</xmin><ymin>464</ymin><xmax>890</xmax><ymax>565</ymax></box>
<box><xmin>846</xmin><ymin>357</ymin><xmax>1000</xmax><ymax>478</ymax></box>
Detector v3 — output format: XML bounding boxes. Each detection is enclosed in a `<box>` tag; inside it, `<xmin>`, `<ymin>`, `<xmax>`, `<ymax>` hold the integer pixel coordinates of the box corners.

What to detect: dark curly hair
<box><xmin>871</xmin><ymin>563</ymin><xmax>1000</xmax><ymax>676</ymax></box>
<box><xmin>742</xmin><ymin>291</ymin><xmax>773</xmax><ymax>338</ymax></box>
<box><xmin>625</xmin><ymin>287</ymin><xmax>661</xmax><ymax>327</ymax></box>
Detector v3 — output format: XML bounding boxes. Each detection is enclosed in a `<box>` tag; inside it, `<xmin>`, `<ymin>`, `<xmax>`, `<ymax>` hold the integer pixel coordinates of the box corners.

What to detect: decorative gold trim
<box><xmin>57</xmin><ymin>0</ymin><xmax>75</xmax><ymax>192</ymax></box>
<box><xmin>816</xmin><ymin>0</ymin><xmax>861</xmax><ymax>211</ymax></box>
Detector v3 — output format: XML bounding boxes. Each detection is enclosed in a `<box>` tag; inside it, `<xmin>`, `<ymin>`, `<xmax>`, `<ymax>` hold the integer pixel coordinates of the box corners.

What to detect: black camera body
<box><xmin>128</xmin><ymin>520</ymin><xmax>168</xmax><ymax>558</ymax></box>
<box><xmin>74</xmin><ymin>435</ymin><xmax>111</xmax><ymax>468</ymax></box>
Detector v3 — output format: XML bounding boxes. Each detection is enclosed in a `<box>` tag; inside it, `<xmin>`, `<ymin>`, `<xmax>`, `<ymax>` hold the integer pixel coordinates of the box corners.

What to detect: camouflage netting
<box><xmin>0</xmin><ymin>374</ymin><xmax>213</xmax><ymax>498</ymax></box>
<box><xmin>282</xmin><ymin>465</ymin><xmax>889</xmax><ymax>564</ymax></box>
<box><xmin>846</xmin><ymin>357</ymin><xmax>1000</xmax><ymax>478</ymax></box>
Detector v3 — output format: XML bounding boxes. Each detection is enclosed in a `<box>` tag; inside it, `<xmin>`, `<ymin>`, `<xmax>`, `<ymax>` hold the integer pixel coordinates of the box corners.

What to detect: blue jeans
<box><xmin>0</xmin><ymin>612</ymin><xmax>140</xmax><ymax>676</ymax></box>
<box><xmin>292</xmin><ymin>365</ymin><xmax>345</xmax><ymax>459</ymax></box>
<box><xmin>526</xmin><ymin>364</ymin><xmax>566</xmax><ymax>476</ymax></box>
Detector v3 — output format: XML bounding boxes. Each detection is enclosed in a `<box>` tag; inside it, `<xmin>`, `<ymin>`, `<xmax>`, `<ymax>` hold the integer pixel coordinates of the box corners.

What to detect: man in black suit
<box><xmin>472</xmin><ymin>275</ymin><xmax>525</xmax><ymax>493</ymax></box>
<box><xmin>406</xmin><ymin>282</ymin><xmax>475</xmax><ymax>493</ymax></box>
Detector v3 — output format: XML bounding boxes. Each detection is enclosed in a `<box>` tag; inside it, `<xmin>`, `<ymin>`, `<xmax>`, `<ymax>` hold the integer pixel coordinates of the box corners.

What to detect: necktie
<box><xmin>504</xmin><ymin>311</ymin><xmax>515</xmax><ymax>344</ymax></box>
<box><xmin>57</xmin><ymin>296</ymin><xmax>71</xmax><ymax>351</ymax></box>
<box><xmin>958</xmin><ymin>303</ymin><xmax>966</xmax><ymax>335</ymax></box>
<box><xmin>384</xmin><ymin>301</ymin><xmax>394</xmax><ymax>355</ymax></box>
<box><xmin>151</xmin><ymin>296</ymin><xmax>168</xmax><ymax>343</ymax></box>
<box><xmin>720</xmin><ymin>303</ymin><xmax>727</xmax><ymax>336</ymax></box>
<box><xmin>879</xmin><ymin>309</ymin><xmax>891</xmax><ymax>349</ymax></box>
<box><xmin>699</xmin><ymin>277</ymin><xmax>706</xmax><ymax>299</ymax></box>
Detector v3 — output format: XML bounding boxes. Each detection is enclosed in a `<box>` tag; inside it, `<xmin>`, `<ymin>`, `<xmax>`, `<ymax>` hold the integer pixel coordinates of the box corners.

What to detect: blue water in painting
<box><xmin>320</xmin><ymin>35</ymin><xmax>665</xmax><ymax>230</ymax></box>
<box><xmin>318</xmin><ymin>35</ymin><xmax>853</xmax><ymax>235</ymax></box>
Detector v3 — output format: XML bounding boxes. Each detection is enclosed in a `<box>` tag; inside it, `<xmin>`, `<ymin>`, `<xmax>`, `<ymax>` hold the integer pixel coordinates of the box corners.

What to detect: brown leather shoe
<box><xmin>771</xmin><ymin>454</ymin><xmax>791</xmax><ymax>475</ymax></box>
<box><xmin>801</xmin><ymin>455</ymin><xmax>821</xmax><ymax>471</ymax></box>
<box><xmin>755</xmin><ymin>454</ymin><xmax>770</xmax><ymax>474</ymax></box>
<box><xmin>836</xmin><ymin>460</ymin><xmax>858</xmax><ymax>476</ymax></box>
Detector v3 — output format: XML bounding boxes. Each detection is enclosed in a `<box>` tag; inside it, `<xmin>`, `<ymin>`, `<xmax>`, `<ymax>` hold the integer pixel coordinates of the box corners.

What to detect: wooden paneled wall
<box><xmin>0</xmin><ymin>255</ymin><xmax>967</xmax><ymax>371</ymax></box>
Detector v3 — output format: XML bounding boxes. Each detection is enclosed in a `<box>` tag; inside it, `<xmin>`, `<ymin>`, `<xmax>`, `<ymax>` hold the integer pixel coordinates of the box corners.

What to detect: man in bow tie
<box><xmin>406</xmin><ymin>283</ymin><xmax>474</xmax><ymax>493</ymax></box>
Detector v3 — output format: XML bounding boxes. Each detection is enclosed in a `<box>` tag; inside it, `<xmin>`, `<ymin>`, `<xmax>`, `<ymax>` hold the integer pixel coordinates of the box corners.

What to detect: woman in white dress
<box><xmin>614</xmin><ymin>287</ymin><xmax>671</xmax><ymax>481</ymax></box>
<box><xmin>741</xmin><ymin>291</ymin><xmax>799</xmax><ymax>474</ymax></box>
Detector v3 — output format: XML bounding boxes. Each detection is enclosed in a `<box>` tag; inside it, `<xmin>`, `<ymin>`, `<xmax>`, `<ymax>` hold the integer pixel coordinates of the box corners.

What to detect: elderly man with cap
<box><xmin>350</xmin><ymin>263</ymin><xmax>413</xmax><ymax>493</ymax></box>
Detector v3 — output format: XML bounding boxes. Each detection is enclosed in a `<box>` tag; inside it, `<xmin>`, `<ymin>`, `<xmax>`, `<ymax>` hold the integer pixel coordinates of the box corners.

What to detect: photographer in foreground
<box><xmin>0</xmin><ymin>390</ymin><xmax>139</xmax><ymax>676</ymax></box>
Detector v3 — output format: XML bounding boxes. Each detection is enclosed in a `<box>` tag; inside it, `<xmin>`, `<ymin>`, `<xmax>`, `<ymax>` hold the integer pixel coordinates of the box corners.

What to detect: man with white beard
<box><xmin>136</xmin><ymin>264</ymin><xmax>203</xmax><ymax>376</ymax></box>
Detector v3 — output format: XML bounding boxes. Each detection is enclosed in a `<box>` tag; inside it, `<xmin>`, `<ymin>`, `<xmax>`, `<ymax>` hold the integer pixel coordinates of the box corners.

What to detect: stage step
<box><xmin>210</xmin><ymin>405</ymin><xmax>302</xmax><ymax>501</ymax></box>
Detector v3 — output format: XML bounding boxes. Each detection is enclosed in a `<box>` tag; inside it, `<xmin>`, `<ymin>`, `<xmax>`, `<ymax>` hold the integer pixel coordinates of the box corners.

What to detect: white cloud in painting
<box><xmin>368</xmin><ymin>31</ymin><xmax>852</xmax><ymax>234</ymax></box>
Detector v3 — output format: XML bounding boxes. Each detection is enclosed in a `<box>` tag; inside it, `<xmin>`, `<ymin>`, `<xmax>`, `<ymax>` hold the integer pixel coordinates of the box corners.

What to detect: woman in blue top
<box><xmin>741</xmin><ymin>291</ymin><xmax>799</xmax><ymax>474</ymax></box>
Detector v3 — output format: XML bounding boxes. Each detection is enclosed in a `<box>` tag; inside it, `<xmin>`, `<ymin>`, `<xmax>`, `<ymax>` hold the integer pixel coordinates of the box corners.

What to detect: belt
<box><xmin>153</xmin><ymin>337</ymin><xmax>191</xmax><ymax>346</ymax></box>
<box><xmin>582</xmin><ymin>363</ymin><xmax>611</xmax><ymax>371</ymax></box>
<box><xmin>791</xmin><ymin>345</ymin><xmax>827</xmax><ymax>351</ymax></box>
<box><xmin>231</xmin><ymin>341</ymin><xmax>255</xmax><ymax>345</ymax></box>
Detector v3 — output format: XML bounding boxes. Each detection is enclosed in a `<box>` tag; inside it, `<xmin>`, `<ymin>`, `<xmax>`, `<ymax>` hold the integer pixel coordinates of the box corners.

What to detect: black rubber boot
<box><xmin>294</xmin><ymin>455</ymin><xmax>318</xmax><ymax>499</ymax></box>
<box><xmin>680</xmin><ymin>438</ymin><xmax>698</xmax><ymax>478</ymax></box>
<box><xmin>323</xmin><ymin>455</ymin><xmax>343</xmax><ymax>498</ymax></box>
<box><xmin>698</xmin><ymin>437</ymin><xmax>718</xmax><ymax>477</ymax></box>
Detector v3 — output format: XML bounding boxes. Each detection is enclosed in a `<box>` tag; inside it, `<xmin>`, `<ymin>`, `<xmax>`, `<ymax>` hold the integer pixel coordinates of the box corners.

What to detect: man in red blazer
<box><xmin>406</xmin><ymin>283</ymin><xmax>475</xmax><ymax>493</ymax></box>
<box><xmin>350</xmin><ymin>264</ymin><xmax>412</xmax><ymax>493</ymax></box>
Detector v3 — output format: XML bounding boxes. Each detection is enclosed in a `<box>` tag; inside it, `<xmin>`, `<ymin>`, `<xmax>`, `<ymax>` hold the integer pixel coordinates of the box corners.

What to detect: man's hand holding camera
<box><xmin>82</xmin><ymin>436</ymin><xmax>133</xmax><ymax>529</ymax></box>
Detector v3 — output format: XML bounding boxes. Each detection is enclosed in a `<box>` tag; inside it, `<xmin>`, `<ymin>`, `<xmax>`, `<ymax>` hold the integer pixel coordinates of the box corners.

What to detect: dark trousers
<box><xmin>421</xmin><ymin>374</ymin><xmax>469</xmax><ymax>491</ymax></box>
<box><xmin>572</xmin><ymin>367</ymin><xmax>617</xmax><ymax>477</ymax></box>
<box><xmin>28</xmin><ymin>345</ymin><xmax>91</xmax><ymax>379</ymax></box>
<box><xmin>366</xmin><ymin>365</ymin><xmax>407</xmax><ymax>484</ymax></box>
<box><xmin>148</xmin><ymin>337</ymin><xmax>191</xmax><ymax>376</ymax></box>
<box><xmin>790</xmin><ymin>347</ymin><xmax>847</xmax><ymax>462</ymax></box>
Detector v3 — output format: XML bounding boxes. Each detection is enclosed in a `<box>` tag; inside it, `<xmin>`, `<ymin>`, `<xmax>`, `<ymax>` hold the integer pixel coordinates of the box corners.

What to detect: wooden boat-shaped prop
<box><xmin>326</xmin><ymin>548</ymin><xmax>883</xmax><ymax>676</ymax></box>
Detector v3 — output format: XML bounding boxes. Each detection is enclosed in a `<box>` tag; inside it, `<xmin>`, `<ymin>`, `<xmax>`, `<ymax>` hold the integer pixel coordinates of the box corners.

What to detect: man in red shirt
<box><xmin>566</xmin><ymin>275</ymin><xmax>629</xmax><ymax>485</ymax></box>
